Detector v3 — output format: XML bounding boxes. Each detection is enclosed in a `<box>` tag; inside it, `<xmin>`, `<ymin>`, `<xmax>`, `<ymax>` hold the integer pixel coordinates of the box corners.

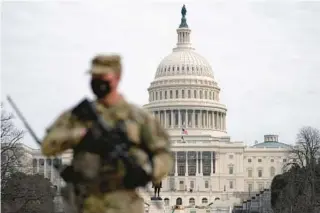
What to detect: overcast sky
<box><xmin>2</xmin><ymin>1</ymin><xmax>320</xmax><ymax>149</ymax></box>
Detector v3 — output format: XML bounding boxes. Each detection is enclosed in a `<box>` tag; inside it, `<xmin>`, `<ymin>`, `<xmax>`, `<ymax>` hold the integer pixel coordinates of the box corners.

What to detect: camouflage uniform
<box><xmin>41</xmin><ymin>55</ymin><xmax>173</xmax><ymax>213</ymax></box>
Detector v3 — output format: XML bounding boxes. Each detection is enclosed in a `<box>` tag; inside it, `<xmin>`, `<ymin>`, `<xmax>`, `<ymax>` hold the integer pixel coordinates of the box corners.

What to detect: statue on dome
<box><xmin>179</xmin><ymin>5</ymin><xmax>188</xmax><ymax>28</ymax></box>
<box><xmin>181</xmin><ymin>4</ymin><xmax>187</xmax><ymax>17</ymax></box>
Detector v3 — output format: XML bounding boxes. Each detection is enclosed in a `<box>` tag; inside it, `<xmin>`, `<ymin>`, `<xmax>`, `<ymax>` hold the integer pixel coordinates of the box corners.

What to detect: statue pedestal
<box><xmin>149</xmin><ymin>200</ymin><xmax>165</xmax><ymax>213</ymax></box>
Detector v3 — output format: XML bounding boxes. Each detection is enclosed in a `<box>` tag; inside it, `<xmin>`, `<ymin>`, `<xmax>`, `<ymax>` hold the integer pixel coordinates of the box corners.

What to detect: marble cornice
<box><xmin>143</xmin><ymin>102</ymin><xmax>227</xmax><ymax>111</ymax></box>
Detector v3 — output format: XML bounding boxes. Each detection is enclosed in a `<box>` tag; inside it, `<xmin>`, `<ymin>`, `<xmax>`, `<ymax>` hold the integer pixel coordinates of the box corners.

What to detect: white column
<box><xmin>192</xmin><ymin>110</ymin><xmax>195</xmax><ymax>128</ymax></box>
<box><xmin>206</xmin><ymin>111</ymin><xmax>209</xmax><ymax>128</ymax></box>
<box><xmin>185</xmin><ymin>152</ymin><xmax>188</xmax><ymax>176</ymax></box>
<box><xmin>175</xmin><ymin>152</ymin><xmax>178</xmax><ymax>176</ymax></box>
<box><xmin>178</xmin><ymin>109</ymin><xmax>181</xmax><ymax>127</ymax></box>
<box><xmin>186</xmin><ymin>110</ymin><xmax>189</xmax><ymax>127</ymax></box>
<box><xmin>44</xmin><ymin>159</ymin><xmax>47</xmax><ymax>178</ymax></box>
<box><xmin>211</xmin><ymin>153</ymin><xmax>214</xmax><ymax>176</ymax></box>
<box><xmin>196</xmin><ymin>152</ymin><xmax>199</xmax><ymax>174</ymax></box>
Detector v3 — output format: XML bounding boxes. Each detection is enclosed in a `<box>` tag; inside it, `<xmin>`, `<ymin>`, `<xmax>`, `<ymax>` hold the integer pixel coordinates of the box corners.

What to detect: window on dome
<box><xmin>170</xmin><ymin>90</ymin><xmax>173</xmax><ymax>99</ymax></box>
<box><xmin>196</xmin><ymin>66</ymin><xmax>199</xmax><ymax>71</ymax></box>
<box><xmin>177</xmin><ymin>66</ymin><xmax>180</xmax><ymax>71</ymax></box>
<box><xmin>176</xmin><ymin>90</ymin><xmax>179</xmax><ymax>98</ymax></box>
<box><xmin>188</xmin><ymin>90</ymin><xmax>191</xmax><ymax>98</ymax></box>
<box><xmin>187</xmin><ymin>66</ymin><xmax>189</xmax><ymax>71</ymax></box>
<box><xmin>160</xmin><ymin>92</ymin><xmax>162</xmax><ymax>100</ymax></box>
<box><xmin>182</xmin><ymin>66</ymin><xmax>184</xmax><ymax>71</ymax></box>
<box><xmin>212</xmin><ymin>92</ymin><xmax>215</xmax><ymax>100</ymax></box>
<box><xmin>168</xmin><ymin>66</ymin><xmax>170</xmax><ymax>71</ymax></box>
<box><xmin>192</xmin><ymin>66</ymin><xmax>194</xmax><ymax>71</ymax></box>
<box><xmin>182</xmin><ymin>90</ymin><xmax>185</xmax><ymax>98</ymax></box>
<box><xmin>164</xmin><ymin>67</ymin><xmax>166</xmax><ymax>72</ymax></box>
<box><xmin>200</xmin><ymin>91</ymin><xmax>203</xmax><ymax>99</ymax></box>
<box><xmin>205</xmin><ymin>91</ymin><xmax>207</xmax><ymax>99</ymax></box>
<box><xmin>173</xmin><ymin>66</ymin><xmax>175</xmax><ymax>71</ymax></box>
<box><xmin>165</xmin><ymin>91</ymin><xmax>167</xmax><ymax>99</ymax></box>
<box><xmin>156</xmin><ymin>92</ymin><xmax>158</xmax><ymax>100</ymax></box>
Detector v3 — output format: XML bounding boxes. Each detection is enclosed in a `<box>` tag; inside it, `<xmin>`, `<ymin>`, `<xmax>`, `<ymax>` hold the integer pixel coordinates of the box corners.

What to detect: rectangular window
<box><xmin>248</xmin><ymin>183</ymin><xmax>253</xmax><ymax>192</ymax></box>
<box><xmin>205</xmin><ymin>181</ymin><xmax>209</xmax><ymax>188</ymax></box>
<box><xmin>190</xmin><ymin>181</ymin><xmax>194</xmax><ymax>189</ymax></box>
<box><xmin>258</xmin><ymin>170</ymin><xmax>263</xmax><ymax>177</ymax></box>
<box><xmin>258</xmin><ymin>183</ymin><xmax>264</xmax><ymax>190</ymax></box>
<box><xmin>248</xmin><ymin>170</ymin><xmax>252</xmax><ymax>177</ymax></box>
<box><xmin>229</xmin><ymin>181</ymin><xmax>233</xmax><ymax>189</ymax></box>
<box><xmin>229</xmin><ymin>167</ymin><xmax>233</xmax><ymax>175</ymax></box>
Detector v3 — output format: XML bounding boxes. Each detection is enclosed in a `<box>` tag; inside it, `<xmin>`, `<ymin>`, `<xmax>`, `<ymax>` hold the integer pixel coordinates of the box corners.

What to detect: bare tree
<box><xmin>1</xmin><ymin>106</ymin><xmax>25</xmax><ymax>189</ymax></box>
<box><xmin>272</xmin><ymin>126</ymin><xmax>320</xmax><ymax>213</ymax></box>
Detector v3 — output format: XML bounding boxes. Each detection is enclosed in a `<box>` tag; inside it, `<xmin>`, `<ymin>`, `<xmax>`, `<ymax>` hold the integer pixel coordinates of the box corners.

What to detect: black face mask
<box><xmin>90</xmin><ymin>79</ymin><xmax>111</xmax><ymax>99</ymax></box>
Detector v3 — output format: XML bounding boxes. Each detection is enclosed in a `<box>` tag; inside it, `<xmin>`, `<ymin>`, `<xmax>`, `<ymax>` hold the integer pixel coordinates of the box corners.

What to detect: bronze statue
<box><xmin>181</xmin><ymin>4</ymin><xmax>187</xmax><ymax>17</ymax></box>
<box><xmin>152</xmin><ymin>181</ymin><xmax>162</xmax><ymax>199</ymax></box>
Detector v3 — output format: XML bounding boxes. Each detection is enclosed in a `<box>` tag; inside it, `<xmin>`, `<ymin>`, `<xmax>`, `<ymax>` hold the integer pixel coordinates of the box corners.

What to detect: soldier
<box><xmin>41</xmin><ymin>54</ymin><xmax>173</xmax><ymax>213</ymax></box>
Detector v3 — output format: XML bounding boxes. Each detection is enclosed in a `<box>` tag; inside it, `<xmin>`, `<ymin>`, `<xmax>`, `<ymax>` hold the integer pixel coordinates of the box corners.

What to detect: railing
<box><xmin>232</xmin><ymin>189</ymin><xmax>273</xmax><ymax>213</ymax></box>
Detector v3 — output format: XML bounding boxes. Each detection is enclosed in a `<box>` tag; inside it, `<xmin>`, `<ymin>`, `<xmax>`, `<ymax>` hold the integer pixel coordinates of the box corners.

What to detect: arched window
<box><xmin>202</xmin><ymin>198</ymin><xmax>208</xmax><ymax>204</ymax></box>
<box><xmin>189</xmin><ymin>198</ymin><xmax>195</xmax><ymax>205</ymax></box>
<box><xmin>164</xmin><ymin>198</ymin><xmax>169</xmax><ymax>206</ymax></box>
<box><xmin>176</xmin><ymin>197</ymin><xmax>182</xmax><ymax>205</ymax></box>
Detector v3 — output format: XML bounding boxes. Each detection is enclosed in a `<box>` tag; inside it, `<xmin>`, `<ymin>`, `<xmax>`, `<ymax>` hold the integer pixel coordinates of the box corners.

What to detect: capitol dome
<box><xmin>143</xmin><ymin>5</ymin><xmax>228</xmax><ymax>139</ymax></box>
<box><xmin>155</xmin><ymin>51</ymin><xmax>214</xmax><ymax>79</ymax></box>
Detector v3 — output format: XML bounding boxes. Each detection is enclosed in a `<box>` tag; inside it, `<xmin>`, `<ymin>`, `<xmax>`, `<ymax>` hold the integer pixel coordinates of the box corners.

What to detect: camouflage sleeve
<box><xmin>141</xmin><ymin>113</ymin><xmax>173</xmax><ymax>184</ymax></box>
<box><xmin>41</xmin><ymin>110</ymin><xmax>87</xmax><ymax>157</ymax></box>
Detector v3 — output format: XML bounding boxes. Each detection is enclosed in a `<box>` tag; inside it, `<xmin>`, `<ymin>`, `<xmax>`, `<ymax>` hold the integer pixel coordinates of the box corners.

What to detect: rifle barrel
<box><xmin>6</xmin><ymin>95</ymin><xmax>41</xmax><ymax>145</ymax></box>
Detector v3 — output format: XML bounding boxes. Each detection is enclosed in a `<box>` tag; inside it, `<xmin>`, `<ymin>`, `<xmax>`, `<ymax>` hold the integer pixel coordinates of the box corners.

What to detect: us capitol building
<box><xmin>15</xmin><ymin>5</ymin><xmax>290</xmax><ymax>213</ymax></box>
